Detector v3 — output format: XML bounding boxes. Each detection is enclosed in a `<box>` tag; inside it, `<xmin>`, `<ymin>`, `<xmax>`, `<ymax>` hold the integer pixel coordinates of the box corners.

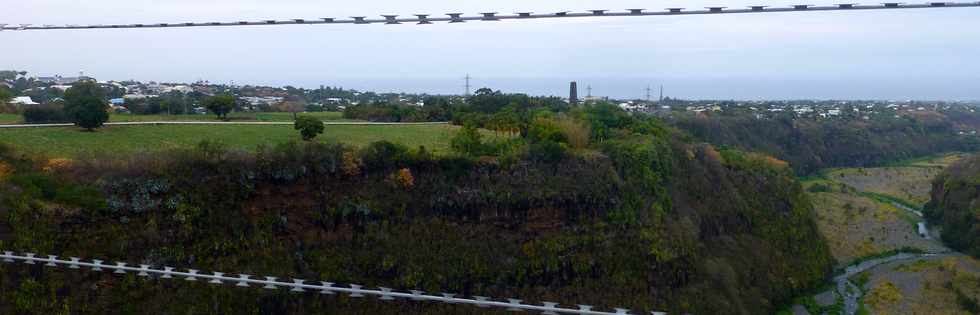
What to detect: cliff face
<box><xmin>925</xmin><ymin>155</ymin><xmax>980</xmax><ymax>257</ymax></box>
<box><xmin>0</xmin><ymin>139</ymin><xmax>833</xmax><ymax>315</ymax></box>
<box><xmin>671</xmin><ymin>111</ymin><xmax>980</xmax><ymax>175</ymax></box>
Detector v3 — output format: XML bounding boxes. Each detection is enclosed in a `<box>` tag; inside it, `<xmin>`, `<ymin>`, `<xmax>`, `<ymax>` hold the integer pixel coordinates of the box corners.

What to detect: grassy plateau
<box><xmin>0</xmin><ymin>111</ymin><xmax>347</xmax><ymax>124</ymax></box>
<box><xmin>0</xmin><ymin>124</ymin><xmax>466</xmax><ymax>158</ymax></box>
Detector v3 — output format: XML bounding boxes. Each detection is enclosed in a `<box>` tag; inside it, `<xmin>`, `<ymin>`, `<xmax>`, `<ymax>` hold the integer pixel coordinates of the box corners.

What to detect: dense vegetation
<box><xmin>341</xmin><ymin>88</ymin><xmax>566</xmax><ymax>125</ymax></box>
<box><xmin>671</xmin><ymin>111</ymin><xmax>980</xmax><ymax>174</ymax></box>
<box><xmin>924</xmin><ymin>154</ymin><xmax>980</xmax><ymax>257</ymax></box>
<box><xmin>0</xmin><ymin>101</ymin><xmax>834</xmax><ymax>314</ymax></box>
<box><xmin>342</xmin><ymin>97</ymin><xmax>455</xmax><ymax>122</ymax></box>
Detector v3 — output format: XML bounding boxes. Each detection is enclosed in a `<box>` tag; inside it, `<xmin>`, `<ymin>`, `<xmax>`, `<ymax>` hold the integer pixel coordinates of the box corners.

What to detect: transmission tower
<box><xmin>464</xmin><ymin>74</ymin><xmax>471</xmax><ymax>96</ymax></box>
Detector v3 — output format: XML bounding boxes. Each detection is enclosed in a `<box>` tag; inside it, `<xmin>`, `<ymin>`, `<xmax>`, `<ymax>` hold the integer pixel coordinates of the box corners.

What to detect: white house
<box><xmin>10</xmin><ymin>96</ymin><xmax>39</xmax><ymax>105</ymax></box>
<box><xmin>170</xmin><ymin>85</ymin><xmax>194</xmax><ymax>94</ymax></box>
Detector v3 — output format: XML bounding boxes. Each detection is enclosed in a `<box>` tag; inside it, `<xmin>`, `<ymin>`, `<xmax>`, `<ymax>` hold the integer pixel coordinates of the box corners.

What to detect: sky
<box><xmin>2</xmin><ymin>0</ymin><xmax>979</xmax><ymax>100</ymax></box>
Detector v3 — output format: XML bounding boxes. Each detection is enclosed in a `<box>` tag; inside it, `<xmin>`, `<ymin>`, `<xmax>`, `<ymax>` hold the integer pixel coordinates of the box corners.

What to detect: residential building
<box><xmin>10</xmin><ymin>96</ymin><xmax>39</xmax><ymax>105</ymax></box>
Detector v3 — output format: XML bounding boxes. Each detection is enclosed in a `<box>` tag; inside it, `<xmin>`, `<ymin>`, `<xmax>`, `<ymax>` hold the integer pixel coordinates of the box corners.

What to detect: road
<box><xmin>0</xmin><ymin>121</ymin><xmax>450</xmax><ymax>128</ymax></box>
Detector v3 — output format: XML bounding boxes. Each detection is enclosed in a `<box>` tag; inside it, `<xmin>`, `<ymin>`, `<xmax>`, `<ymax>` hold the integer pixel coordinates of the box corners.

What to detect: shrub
<box><xmin>361</xmin><ymin>141</ymin><xmax>408</xmax><ymax>170</ymax></box>
<box><xmin>72</xmin><ymin>100</ymin><xmax>110</xmax><ymax>131</ymax></box>
<box><xmin>555</xmin><ymin>117</ymin><xmax>591</xmax><ymax>149</ymax></box>
<box><xmin>0</xmin><ymin>162</ymin><xmax>12</xmax><ymax>181</ymax></box>
<box><xmin>528</xmin><ymin>117</ymin><xmax>566</xmax><ymax>144</ymax></box>
<box><xmin>807</xmin><ymin>183</ymin><xmax>832</xmax><ymax>193</ymax></box>
<box><xmin>42</xmin><ymin>158</ymin><xmax>74</xmax><ymax>173</ymax></box>
<box><xmin>294</xmin><ymin>115</ymin><xmax>325</xmax><ymax>141</ymax></box>
<box><xmin>451</xmin><ymin>125</ymin><xmax>487</xmax><ymax>156</ymax></box>
<box><xmin>54</xmin><ymin>185</ymin><xmax>107</xmax><ymax>210</ymax></box>
<box><xmin>955</xmin><ymin>287</ymin><xmax>980</xmax><ymax>313</ymax></box>
<box><xmin>9</xmin><ymin>174</ymin><xmax>58</xmax><ymax>199</ymax></box>
<box><xmin>64</xmin><ymin>81</ymin><xmax>109</xmax><ymax>130</ymax></box>
<box><xmin>388</xmin><ymin>168</ymin><xmax>415</xmax><ymax>189</ymax></box>
<box><xmin>195</xmin><ymin>140</ymin><xmax>228</xmax><ymax>161</ymax></box>
<box><xmin>23</xmin><ymin>105</ymin><xmax>70</xmax><ymax>123</ymax></box>
<box><xmin>527</xmin><ymin>140</ymin><xmax>565</xmax><ymax>163</ymax></box>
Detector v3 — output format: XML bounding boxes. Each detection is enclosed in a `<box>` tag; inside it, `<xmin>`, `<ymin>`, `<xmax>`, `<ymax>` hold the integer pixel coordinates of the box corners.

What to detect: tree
<box><xmin>294</xmin><ymin>115</ymin><xmax>325</xmax><ymax>141</ymax></box>
<box><xmin>275</xmin><ymin>99</ymin><xmax>306</xmax><ymax>120</ymax></box>
<box><xmin>64</xmin><ymin>81</ymin><xmax>109</xmax><ymax>131</ymax></box>
<box><xmin>468</xmin><ymin>88</ymin><xmax>510</xmax><ymax>113</ymax></box>
<box><xmin>0</xmin><ymin>88</ymin><xmax>12</xmax><ymax>103</ymax></box>
<box><xmin>0</xmin><ymin>88</ymin><xmax>13</xmax><ymax>113</ymax></box>
<box><xmin>0</xmin><ymin>71</ymin><xmax>17</xmax><ymax>80</ymax></box>
<box><xmin>450</xmin><ymin>124</ymin><xmax>486</xmax><ymax>156</ymax></box>
<box><xmin>203</xmin><ymin>94</ymin><xmax>236</xmax><ymax>119</ymax></box>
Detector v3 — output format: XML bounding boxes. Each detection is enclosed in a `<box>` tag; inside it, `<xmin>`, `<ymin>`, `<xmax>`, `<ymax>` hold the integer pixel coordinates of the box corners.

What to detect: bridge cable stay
<box><xmin>0</xmin><ymin>250</ymin><xmax>669</xmax><ymax>315</ymax></box>
<box><xmin>1</xmin><ymin>2</ymin><xmax>978</xmax><ymax>31</ymax></box>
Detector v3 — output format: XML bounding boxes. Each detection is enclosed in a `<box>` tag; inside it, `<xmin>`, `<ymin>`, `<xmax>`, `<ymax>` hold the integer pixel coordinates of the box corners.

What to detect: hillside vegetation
<box><xmin>0</xmin><ymin>105</ymin><xmax>833</xmax><ymax>314</ymax></box>
<box><xmin>925</xmin><ymin>155</ymin><xmax>980</xmax><ymax>257</ymax></box>
<box><xmin>672</xmin><ymin>111</ymin><xmax>980</xmax><ymax>175</ymax></box>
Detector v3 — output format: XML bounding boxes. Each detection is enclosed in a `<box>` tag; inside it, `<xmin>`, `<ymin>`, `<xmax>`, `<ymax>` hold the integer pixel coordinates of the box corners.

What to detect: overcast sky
<box><xmin>3</xmin><ymin>0</ymin><xmax>979</xmax><ymax>100</ymax></box>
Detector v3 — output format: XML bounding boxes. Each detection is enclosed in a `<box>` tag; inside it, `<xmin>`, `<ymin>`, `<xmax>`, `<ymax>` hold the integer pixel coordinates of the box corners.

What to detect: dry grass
<box><xmin>866</xmin><ymin>281</ymin><xmax>904</xmax><ymax>311</ymax></box>
<box><xmin>805</xmin><ymin>181</ymin><xmax>944</xmax><ymax>266</ymax></box>
<box><xmin>826</xmin><ymin>166</ymin><xmax>943</xmax><ymax>206</ymax></box>
<box><xmin>909</xmin><ymin>154</ymin><xmax>970</xmax><ymax>168</ymax></box>
<box><xmin>555</xmin><ymin>117</ymin><xmax>591</xmax><ymax>149</ymax></box>
<box><xmin>867</xmin><ymin>256</ymin><xmax>980</xmax><ymax>315</ymax></box>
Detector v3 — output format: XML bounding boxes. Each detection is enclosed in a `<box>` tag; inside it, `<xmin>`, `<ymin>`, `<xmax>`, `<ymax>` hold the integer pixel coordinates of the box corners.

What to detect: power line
<box><xmin>2</xmin><ymin>3</ymin><xmax>977</xmax><ymax>31</ymax></box>
<box><xmin>1</xmin><ymin>250</ymin><xmax>659</xmax><ymax>315</ymax></box>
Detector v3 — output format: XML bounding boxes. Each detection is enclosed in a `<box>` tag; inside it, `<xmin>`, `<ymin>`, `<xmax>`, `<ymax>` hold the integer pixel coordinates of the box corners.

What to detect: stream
<box><xmin>830</xmin><ymin>203</ymin><xmax>945</xmax><ymax>315</ymax></box>
<box><xmin>834</xmin><ymin>252</ymin><xmax>948</xmax><ymax>315</ymax></box>
<box><xmin>891</xmin><ymin>202</ymin><xmax>930</xmax><ymax>238</ymax></box>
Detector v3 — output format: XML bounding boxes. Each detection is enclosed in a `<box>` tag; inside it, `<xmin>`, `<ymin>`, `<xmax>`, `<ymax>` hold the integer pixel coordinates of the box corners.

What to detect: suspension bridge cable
<box><xmin>1</xmin><ymin>2</ymin><xmax>978</xmax><ymax>31</ymax></box>
<box><xmin>0</xmin><ymin>250</ymin><xmax>666</xmax><ymax>315</ymax></box>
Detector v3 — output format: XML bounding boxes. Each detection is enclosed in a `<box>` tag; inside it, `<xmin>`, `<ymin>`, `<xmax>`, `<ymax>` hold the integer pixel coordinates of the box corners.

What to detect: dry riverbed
<box><xmin>785</xmin><ymin>154</ymin><xmax>980</xmax><ymax>315</ymax></box>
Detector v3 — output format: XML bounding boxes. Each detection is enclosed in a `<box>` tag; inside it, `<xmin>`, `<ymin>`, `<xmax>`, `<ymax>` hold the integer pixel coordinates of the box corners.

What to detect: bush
<box><xmin>360</xmin><ymin>141</ymin><xmax>408</xmax><ymax>170</ymax></box>
<box><xmin>23</xmin><ymin>105</ymin><xmax>70</xmax><ymax>123</ymax></box>
<box><xmin>64</xmin><ymin>81</ymin><xmax>110</xmax><ymax>130</ymax></box>
<box><xmin>343</xmin><ymin>103</ymin><xmax>430</xmax><ymax>122</ymax></box>
<box><xmin>555</xmin><ymin>117</ymin><xmax>591</xmax><ymax>149</ymax></box>
<box><xmin>528</xmin><ymin>117</ymin><xmax>566</xmax><ymax>144</ymax></box>
<box><xmin>294</xmin><ymin>115</ymin><xmax>325</xmax><ymax>141</ymax></box>
<box><xmin>54</xmin><ymin>185</ymin><xmax>107</xmax><ymax>210</ymax></box>
<box><xmin>72</xmin><ymin>100</ymin><xmax>109</xmax><ymax>130</ymax></box>
<box><xmin>9</xmin><ymin>174</ymin><xmax>58</xmax><ymax>199</ymax></box>
<box><xmin>450</xmin><ymin>125</ymin><xmax>487</xmax><ymax>156</ymax></box>
<box><xmin>527</xmin><ymin>140</ymin><xmax>565</xmax><ymax>163</ymax></box>
<box><xmin>807</xmin><ymin>183</ymin><xmax>832</xmax><ymax>193</ymax></box>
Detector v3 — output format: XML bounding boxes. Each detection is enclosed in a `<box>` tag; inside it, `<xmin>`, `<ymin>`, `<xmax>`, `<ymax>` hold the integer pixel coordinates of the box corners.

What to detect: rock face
<box><xmin>925</xmin><ymin>155</ymin><xmax>980</xmax><ymax>257</ymax></box>
<box><xmin>0</xmin><ymin>140</ymin><xmax>834</xmax><ymax>315</ymax></box>
<box><xmin>671</xmin><ymin>112</ymin><xmax>980</xmax><ymax>175</ymax></box>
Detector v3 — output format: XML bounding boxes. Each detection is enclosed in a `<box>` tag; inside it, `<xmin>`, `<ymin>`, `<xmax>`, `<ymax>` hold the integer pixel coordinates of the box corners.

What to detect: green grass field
<box><xmin>0</xmin><ymin>114</ymin><xmax>19</xmax><ymax>124</ymax></box>
<box><xmin>109</xmin><ymin>111</ymin><xmax>346</xmax><ymax>122</ymax></box>
<box><xmin>0</xmin><ymin>112</ymin><xmax>347</xmax><ymax>124</ymax></box>
<box><xmin>0</xmin><ymin>124</ymin><xmax>463</xmax><ymax>158</ymax></box>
